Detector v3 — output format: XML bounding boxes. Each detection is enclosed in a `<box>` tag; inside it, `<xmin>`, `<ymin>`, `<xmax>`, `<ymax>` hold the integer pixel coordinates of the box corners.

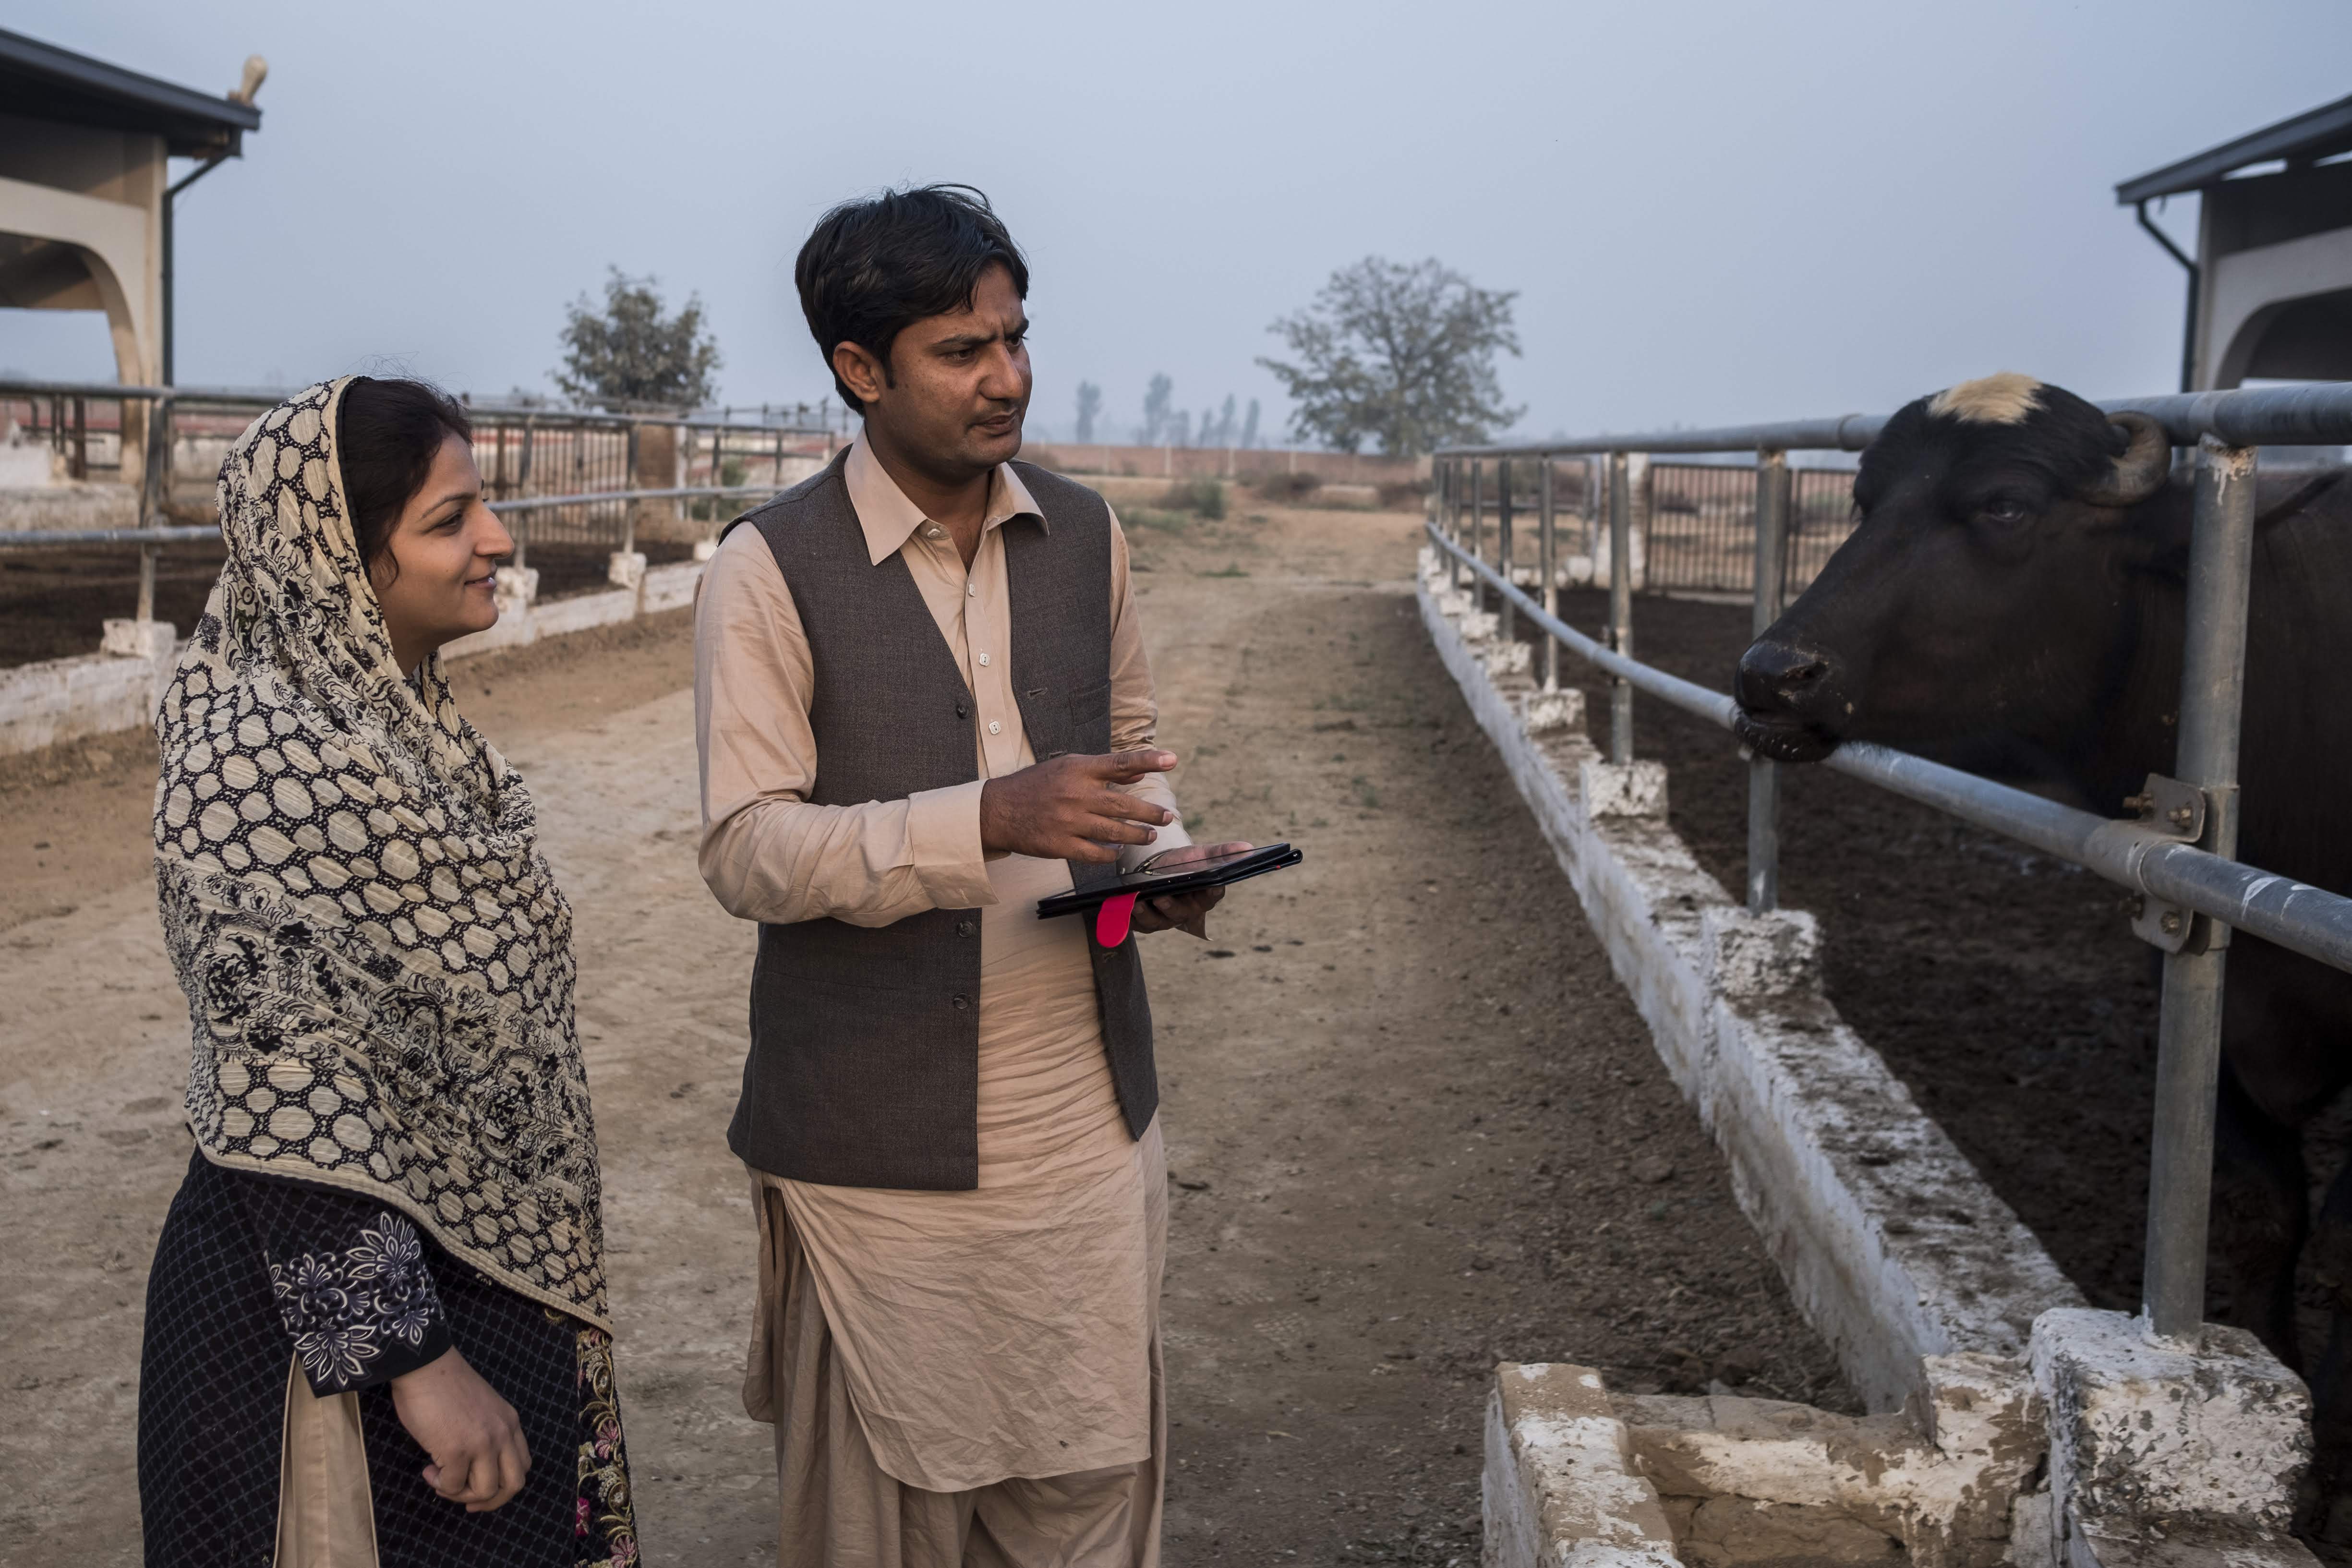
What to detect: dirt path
<box><xmin>0</xmin><ymin>496</ymin><xmax>1850</xmax><ymax>1565</ymax></box>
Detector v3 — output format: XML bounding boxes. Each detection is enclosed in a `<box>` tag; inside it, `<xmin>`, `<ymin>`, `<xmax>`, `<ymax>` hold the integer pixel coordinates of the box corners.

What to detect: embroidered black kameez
<box><xmin>140</xmin><ymin>1153</ymin><xmax>637</xmax><ymax>1567</ymax></box>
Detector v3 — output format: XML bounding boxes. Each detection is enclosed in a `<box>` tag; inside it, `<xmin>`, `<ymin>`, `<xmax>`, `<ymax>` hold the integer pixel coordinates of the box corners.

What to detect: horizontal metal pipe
<box><xmin>1435</xmin><ymin>380</ymin><xmax>2352</xmax><ymax>461</ymax></box>
<box><xmin>0</xmin><ymin>526</ymin><xmax>219</xmax><ymax>547</ymax></box>
<box><xmin>488</xmin><ymin>484</ymin><xmax>776</xmax><ymax>514</ymax></box>
<box><xmin>0</xmin><ymin>483</ymin><xmax>775</xmax><ymax>545</ymax></box>
<box><xmin>1424</xmin><ymin>521</ymin><xmax>2352</xmax><ymax>975</ymax></box>
<box><xmin>0</xmin><ymin>379</ymin><xmax>831</xmax><ymax>433</ymax></box>
<box><xmin>1446</xmin><ymin>414</ymin><xmax>1887</xmax><ymax>458</ymax></box>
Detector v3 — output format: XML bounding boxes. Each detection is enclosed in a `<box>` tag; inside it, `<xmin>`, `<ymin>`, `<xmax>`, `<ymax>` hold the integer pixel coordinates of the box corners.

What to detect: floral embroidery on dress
<box><xmin>266</xmin><ymin>1210</ymin><xmax>445</xmax><ymax>1388</ymax></box>
<box><xmin>563</xmin><ymin>1312</ymin><xmax>639</xmax><ymax>1568</ymax></box>
<box><xmin>346</xmin><ymin>1211</ymin><xmax>442</xmax><ymax>1348</ymax></box>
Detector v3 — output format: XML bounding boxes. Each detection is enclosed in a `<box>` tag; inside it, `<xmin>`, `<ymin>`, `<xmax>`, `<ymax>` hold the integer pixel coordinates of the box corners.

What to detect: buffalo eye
<box><xmin>1978</xmin><ymin>496</ymin><xmax>2031</xmax><ymax>526</ymax></box>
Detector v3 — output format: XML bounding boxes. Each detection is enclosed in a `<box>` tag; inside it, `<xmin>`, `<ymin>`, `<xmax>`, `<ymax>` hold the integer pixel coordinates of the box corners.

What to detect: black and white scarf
<box><xmin>155</xmin><ymin>380</ymin><xmax>609</xmax><ymax>1327</ymax></box>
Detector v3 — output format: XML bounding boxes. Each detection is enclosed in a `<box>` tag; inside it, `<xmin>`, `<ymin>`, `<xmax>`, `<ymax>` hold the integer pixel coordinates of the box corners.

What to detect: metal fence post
<box><xmin>1608</xmin><ymin>451</ymin><xmax>1634</xmax><ymax>763</ymax></box>
<box><xmin>622</xmin><ymin>422</ymin><xmax>641</xmax><ymax>558</ymax></box>
<box><xmin>1445</xmin><ymin>458</ymin><xmax>1462</xmax><ymax>588</ymax></box>
<box><xmin>1538</xmin><ymin>457</ymin><xmax>1558</xmax><ymax>691</ymax></box>
<box><xmin>1747</xmin><ymin>450</ymin><xmax>1792</xmax><ymax>912</ymax></box>
<box><xmin>513</xmin><ymin>415</ymin><xmax>536</xmax><ymax>571</ymax></box>
<box><xmin>2142</xmin><ymin>436</ymin><xmax>2258</xmax><ymax>1341</ymax></box>
<box><xmin>136</xmin><ymin>393</ymin><xmax>171</xmax><ymax>623</ymax></box>
<box><xmin>1497</xmin><ymin>458</ymin><xmax>1515</xmax><ymax>643</ymax></box>
<box><xmin>1470</xmin><ymin>459</ymin><xmax>1485</xmax><ymax>597</ymax></box>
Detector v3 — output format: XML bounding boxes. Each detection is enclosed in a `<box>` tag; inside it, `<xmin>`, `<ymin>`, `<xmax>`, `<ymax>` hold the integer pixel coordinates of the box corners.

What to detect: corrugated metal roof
<box><xmin>0</xmin><ymin>27</ymin><xmax>259</xmax><ymax>158</ymax></box>
<box><xmin>2117</xmin><ymin>92</ymin><xmax>2352</xmax><ymax>205</ymax></box>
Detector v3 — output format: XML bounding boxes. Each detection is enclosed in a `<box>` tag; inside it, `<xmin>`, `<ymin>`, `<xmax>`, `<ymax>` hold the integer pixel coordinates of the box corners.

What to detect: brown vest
<box><xmin>724</xmin><ymin>453</ymin><xmax>1156</xmax><ymax>1189</ymax></box>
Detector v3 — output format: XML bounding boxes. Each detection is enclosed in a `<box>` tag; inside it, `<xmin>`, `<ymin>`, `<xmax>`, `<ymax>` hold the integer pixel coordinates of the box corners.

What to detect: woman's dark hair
<box><xmin>336</xmin><ymin>376</ymin><xmax>473</xmax><ymax>572</ymax></box>
<box><xmin>795</xmin><ymin>184</ymin><xmax>1029</xmax><ymax>411</ymax></box>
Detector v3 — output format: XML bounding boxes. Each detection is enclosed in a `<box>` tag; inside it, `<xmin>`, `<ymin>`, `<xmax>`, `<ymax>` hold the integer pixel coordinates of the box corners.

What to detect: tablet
<box><xmin>1036</xmin><ymin>842</ymin><xmax>1303</xmax><ymax>943</ymax></box>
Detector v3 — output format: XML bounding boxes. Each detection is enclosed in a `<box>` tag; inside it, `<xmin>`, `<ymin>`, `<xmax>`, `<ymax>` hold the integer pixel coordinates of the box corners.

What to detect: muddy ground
<box><xmin>0</xmin><ymin>494</ymin><xmax>1853</xmax><ymax>1564</ymax></box>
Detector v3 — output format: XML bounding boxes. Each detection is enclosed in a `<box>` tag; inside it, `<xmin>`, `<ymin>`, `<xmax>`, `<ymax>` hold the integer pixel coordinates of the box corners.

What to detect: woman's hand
<box><xmin>390</xmin><ymin>1347</ymin><xmax>531</xmax><ymax>1512</ymax></box>
<box><xmin>1133</xmin><ymin>841</ymin><xmax>1254</xmax><ymax>936</ymax></box>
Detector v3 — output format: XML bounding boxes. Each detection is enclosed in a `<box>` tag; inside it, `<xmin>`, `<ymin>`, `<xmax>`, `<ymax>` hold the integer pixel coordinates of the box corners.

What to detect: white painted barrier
<box><xmin>0</xmin><ymin>558</ymin><xmax>708</xmax><ymax>758</ymax></box>
<box><xmin>1416</xmin><ymin>547</ymin><xmax>2082</xmax><ymax>1413</ymax></box>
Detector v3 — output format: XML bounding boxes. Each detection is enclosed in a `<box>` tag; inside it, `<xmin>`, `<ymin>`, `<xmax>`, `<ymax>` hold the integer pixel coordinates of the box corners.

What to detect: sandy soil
<box><xmin>0</xmin><ymin>495</ymin><xmax>1849</xmax><ymax>1565</ymax></box>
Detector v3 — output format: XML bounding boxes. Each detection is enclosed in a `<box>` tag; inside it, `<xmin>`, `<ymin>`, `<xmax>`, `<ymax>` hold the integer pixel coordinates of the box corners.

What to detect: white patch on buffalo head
<box><xmin>1927</xmin><ymin>372</ymin><xmax>2044</xmax><ymax>425</ymax></box>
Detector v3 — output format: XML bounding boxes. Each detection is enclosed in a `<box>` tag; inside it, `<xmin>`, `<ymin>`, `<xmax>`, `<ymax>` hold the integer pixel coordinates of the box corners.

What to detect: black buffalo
<box><xmin>1733</xmin><ymin>374</ymin><xmax>2352</xmax><ymax>1447</ymax></box>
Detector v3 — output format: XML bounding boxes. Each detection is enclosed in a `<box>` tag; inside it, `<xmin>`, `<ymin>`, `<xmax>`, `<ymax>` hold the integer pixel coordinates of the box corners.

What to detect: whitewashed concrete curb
<box><xmin>1484</xmin><ymin>1364</ymin><xmax>1681</xmax><ymax>1568</ymax></box>
<box><xmin>1</xmin><ymin>559</ymin><xmax>710</xmax><ymax>758</ymax></box>
<box><xmin>1417</xmin><ymin>548</ymin><xmax>2082</xmax><ymax>1412</ymax></box>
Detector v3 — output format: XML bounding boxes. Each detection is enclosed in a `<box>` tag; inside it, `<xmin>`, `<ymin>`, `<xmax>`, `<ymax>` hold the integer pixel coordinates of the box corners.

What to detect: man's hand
<box><xmin>1133</xmin><ymin>841</ymin><xmax>1254</xmax><ymax>937</ymax></box>
<box><xmin>981</xmin><ymin>749</ymin><xmax>1178</xmax><ymax>864</ymax></box>
<box><xmin>391</xmin><ymin>1348</ymin><xmax>531</xmax><ymax>1512</ymax></box>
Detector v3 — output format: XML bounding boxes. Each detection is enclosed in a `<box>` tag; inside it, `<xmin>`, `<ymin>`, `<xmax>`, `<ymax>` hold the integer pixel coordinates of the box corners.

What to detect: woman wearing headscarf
<box><xmin>135</xmin><ymin>378</ymin><xmax>639</xmax><ymax>1567</ymax></box>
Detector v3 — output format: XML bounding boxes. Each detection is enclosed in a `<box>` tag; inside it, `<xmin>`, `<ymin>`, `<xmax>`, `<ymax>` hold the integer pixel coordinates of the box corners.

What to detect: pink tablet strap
<box><xmin>1095</xmin><ymin>891</ymin><xmax>1140</xmax><ymax>948</ymax></box>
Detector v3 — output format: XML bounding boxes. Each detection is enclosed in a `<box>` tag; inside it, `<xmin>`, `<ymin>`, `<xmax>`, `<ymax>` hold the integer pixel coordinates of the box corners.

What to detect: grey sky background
<box><xmin>7</xmin><ymin>0</ymin><xmax>2349</xmax><ymax>445</ymax></box>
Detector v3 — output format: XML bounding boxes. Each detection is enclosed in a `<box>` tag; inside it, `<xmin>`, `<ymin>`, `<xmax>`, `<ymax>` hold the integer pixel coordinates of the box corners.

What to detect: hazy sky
<box><xmin>8</xmin><ymin>0</ymin><xmax>2349</xmax><ymax>445</ymax></box>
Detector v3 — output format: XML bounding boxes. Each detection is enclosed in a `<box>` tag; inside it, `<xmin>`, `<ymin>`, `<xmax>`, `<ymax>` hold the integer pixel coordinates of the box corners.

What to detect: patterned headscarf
<box><xmin>155</xmin><ymin>380</ymin><xmax>608</xmax><ymax>1328</ymax></box>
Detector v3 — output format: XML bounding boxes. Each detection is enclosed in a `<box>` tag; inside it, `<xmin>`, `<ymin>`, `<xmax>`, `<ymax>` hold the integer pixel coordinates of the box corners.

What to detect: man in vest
<box><xmin>693</xmin><ymin>184</ymin><xmax>1240</xmax><ymax>1567</ymax></box>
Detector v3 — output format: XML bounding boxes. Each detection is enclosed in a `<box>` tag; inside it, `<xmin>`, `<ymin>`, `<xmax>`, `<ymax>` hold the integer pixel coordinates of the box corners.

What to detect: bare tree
<box><xmin>1075</xmin><ymin>380</ymin><xmax>1103</xmax><ymax>443</ymax></box>
<box><xmin>1257</xmin><ymin>257</ymin><xmax>1521</xmax><ymax>456</ymax></box>
<box><xmin>1171</xmin><ymin>409</ymin><xmax>1193</xmax><ymax>449</ymax></box>
<box><xmin>1241</xmin><ymin>398</ymin><xmax>1261</xmax><ymax>450</ymax></box>
<box><xmin>555</xmin><ymin>268</ymin><xmax>722</xmax><ymax>410</ymax></box>
<box><xmin>1140</xmin><ymin>373</ymin><xmax>1174</xmax><ymax>445</ymax></box>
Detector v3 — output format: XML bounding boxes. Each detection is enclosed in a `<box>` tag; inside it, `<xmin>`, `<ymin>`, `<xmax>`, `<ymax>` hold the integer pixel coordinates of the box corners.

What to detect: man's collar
<box><xmin>843</xmin><ymin>431</ymin><xmax>1046</xmax><ymax>567</ymax></box>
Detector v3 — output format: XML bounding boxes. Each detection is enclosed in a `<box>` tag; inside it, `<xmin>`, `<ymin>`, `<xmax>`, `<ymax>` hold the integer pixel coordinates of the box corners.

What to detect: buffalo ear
<box><xmin>2077</xmin><ymin>412</ymin><xmax>2171</xmax><ymax>507</ymax></box>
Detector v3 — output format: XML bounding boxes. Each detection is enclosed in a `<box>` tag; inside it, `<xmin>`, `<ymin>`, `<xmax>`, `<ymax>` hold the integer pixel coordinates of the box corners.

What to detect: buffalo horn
<box><xmin>2079</xmin><ymin>411</ymin><xmax>2172</xmax><ymax>506</ymax></box>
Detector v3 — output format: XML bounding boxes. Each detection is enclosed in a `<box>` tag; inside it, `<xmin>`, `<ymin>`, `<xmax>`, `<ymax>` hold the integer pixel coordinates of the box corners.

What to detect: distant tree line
<box><xmin>1070</xmin><ymin>374</ymin><xmax>1262</xmax><ymax>449</ymax></box>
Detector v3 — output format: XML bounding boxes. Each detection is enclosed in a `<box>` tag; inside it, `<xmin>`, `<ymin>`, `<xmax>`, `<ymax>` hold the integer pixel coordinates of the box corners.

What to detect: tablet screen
<box><xmin>1127</xmin><ymin>844</ymin><xmax>1270</xmax><ymax>885</ymax></box>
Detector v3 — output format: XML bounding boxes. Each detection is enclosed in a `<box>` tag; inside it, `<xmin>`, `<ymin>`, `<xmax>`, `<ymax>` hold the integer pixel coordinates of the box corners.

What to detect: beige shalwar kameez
<box><xmin>695</xmin><ymin>436</ymin><xmax>1188</xmax><ymax>1568</ymax></box>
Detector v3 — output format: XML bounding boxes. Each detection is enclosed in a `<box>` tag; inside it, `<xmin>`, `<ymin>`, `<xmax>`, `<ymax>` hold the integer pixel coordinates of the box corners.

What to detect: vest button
<box><xmin>957</xmin><ymin>919</ymin><xmax>977</xmax><ymax>938</ymax></box>
<box><xmin>951</xmin><ymin>993</ymin><xmax>971</xmax><ymax>1011</ymax></box>
<box><xmin>955</xmin><ymin>700</ymin><xmax>970</xmax><ymax>718</ymax></box>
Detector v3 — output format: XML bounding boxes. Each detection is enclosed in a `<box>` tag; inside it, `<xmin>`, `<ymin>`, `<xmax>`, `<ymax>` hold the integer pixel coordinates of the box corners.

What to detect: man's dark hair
<box><xmin>336</xmin><ymin>376</ymin><xmax>473</xmax><ymax>575</ymax></box>
<box><xmin>795</xmin><ymin>184</ymin><xmax>1029</xmax><ymax>412</ymax></box>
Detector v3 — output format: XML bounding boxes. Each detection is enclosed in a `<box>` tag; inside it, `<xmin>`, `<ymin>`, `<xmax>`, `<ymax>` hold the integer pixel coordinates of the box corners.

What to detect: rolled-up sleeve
<box><xmin>694</xmin><ymin>526</ymin><xmax>994</xmax><ymax>927</ymax></box>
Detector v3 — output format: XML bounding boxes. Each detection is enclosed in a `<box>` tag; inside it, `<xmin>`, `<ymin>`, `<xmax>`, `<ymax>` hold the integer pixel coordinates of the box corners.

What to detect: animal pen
<box><xmin>0</xmin><ymin>379</ymin><xmax>832</xmax><ymax>625</ymax></box>
<box><xmin>0</xmin><ymin>380</ymin><xmax>832</xmax><ymax>753</ymax></box>
<box><xmin>1427</xmin><ymin>383</ymin><xmax>2352</xmax><ymax>1568</ymax></box>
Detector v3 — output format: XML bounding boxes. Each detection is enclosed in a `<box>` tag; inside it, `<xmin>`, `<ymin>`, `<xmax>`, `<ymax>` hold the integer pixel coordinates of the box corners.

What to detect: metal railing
<box><xmin>1</xmin><ymin>378</ymin><xmax>832</xmax><ymax>623</ymax></box>
<box><xmin>1431</xmin><ymin>381</ymin><xmax>2352</xmax><ymax>1342</ymax></box>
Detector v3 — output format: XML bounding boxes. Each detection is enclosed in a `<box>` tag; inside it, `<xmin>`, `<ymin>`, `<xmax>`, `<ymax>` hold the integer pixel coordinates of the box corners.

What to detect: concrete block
<box><xmin>1614</xmin><ymin>1356</ymin><xmax>2041</xmax><ymax>1568</ymax></box>
<box><xmin>2031</xmin><ymin>1308</ymin><xmax>2314</xmax><ymax>1566</ymax></box>
<box><xmin>494</xmin><ymin>564</ymin><xmax>539</xmax><ymax>617</ymax></box>
<box><xmin>1460</xmin><ymin>610</ymin><xmax>1500</xmax><ymax>644</ymax></box>
<box><xmin>606</xmin><ymin>550</ymin><xmax>648</xmax><ymax>591</ymax></box>
<box><xmin>1484</xmin><ymin>1363</ymin><xmax>1680</xmax><ymax>1568</ymax></box>
<box><xmin>692</xmin><ymin>536</ymin><xmax>720</xmax><ymax>562</ymax></box>
<box><xmin>1483</xmin><ymin>640</ymin><xmax>1532</xmax><ymax>677</ymax></box>
<box><xmin>100</xmin><ymin>618</ymin><xmax>175</xmax><ymax>660</ymax></box>
<box><xmin>1524</xmin><ymin>688</ymin><xmax>1587</xmax><ymax>734</ymax></box>
<box><xmin>1435</xmin><ymin>588</ymin><xmax>1475</xmax><ymax>618</ymax></box>
<box><xmin>531</xmin><ymin>588</ymin><xmax>638</xmax><ymax>639</ymax></box>
<box><xmin>1701</xmin><ymin>906</ymin><xmax>1821</xmax><ymax>1001</ymax></box>
<box><xmin>639</xmin><ymin>561</ymin><xmax>702</xmax><ymax>615</ymax></box>
<box><xmin>1580</xmin><ymin>760</ymin><xmax>1668</xmax><ymax>820</ymax></box>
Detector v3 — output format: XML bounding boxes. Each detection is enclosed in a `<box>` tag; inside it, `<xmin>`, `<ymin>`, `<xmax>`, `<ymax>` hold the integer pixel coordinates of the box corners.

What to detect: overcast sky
<box><xmin>8</xmin><ymin>0</ymin><xmax>2349</xmax><ymax>445</ymax></box>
